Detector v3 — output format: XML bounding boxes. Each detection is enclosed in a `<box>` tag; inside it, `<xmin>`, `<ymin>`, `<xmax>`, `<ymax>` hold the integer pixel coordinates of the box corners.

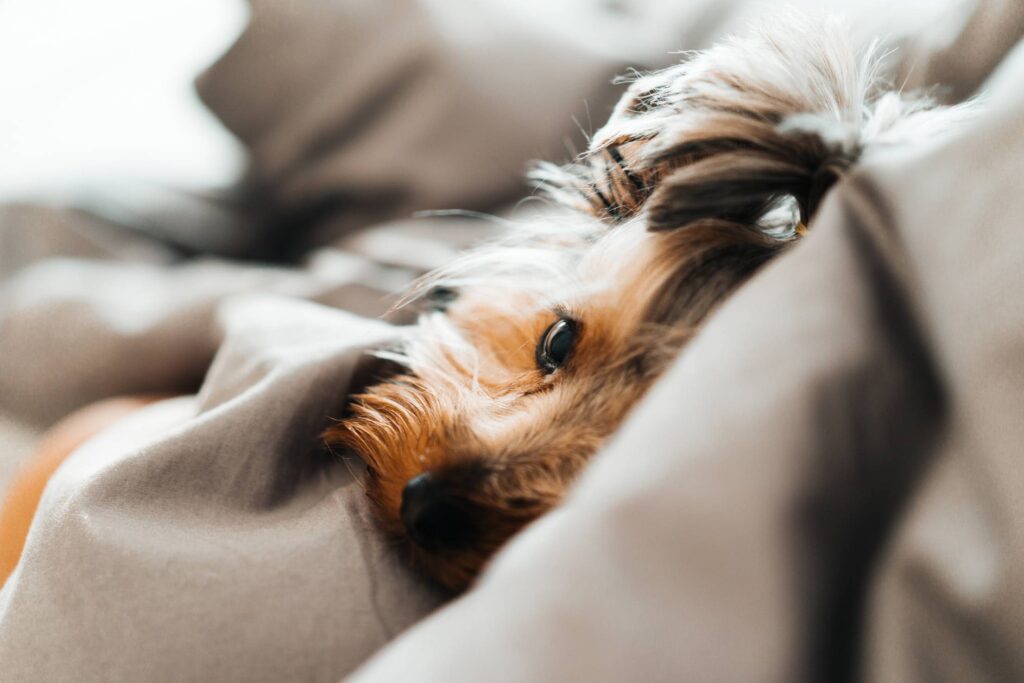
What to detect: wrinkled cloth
<box><xmin>1</xmin><ymin>0</ymin><xmax>1023</xmax><ymax>682</ymax></box>
<box><xmin>0</xmin><ymin>300</ymin><xmax>445</xmax><ymax>681</ymax></box>
<box><xmin>195</xmin><ymin>0</ymin><xmax>748</xmax><ymax>257</ymax></box>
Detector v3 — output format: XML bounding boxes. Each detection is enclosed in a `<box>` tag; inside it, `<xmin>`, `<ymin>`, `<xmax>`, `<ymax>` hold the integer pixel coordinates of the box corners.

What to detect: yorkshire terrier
<box><xmin>326</xmin><ymin>18</ymin><xmax>970</xmax><ymax>592</ymax></box>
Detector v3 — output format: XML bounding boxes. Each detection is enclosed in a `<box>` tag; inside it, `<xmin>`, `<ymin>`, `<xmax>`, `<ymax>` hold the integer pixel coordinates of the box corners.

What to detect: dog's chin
<box><xmin>373</xmin><ymin>504</ymin><xmax>498</xmax><ymax>593</ymax></box>
<box><xmin>362</xmin><ymin>470</ymin><xmax>544</xmax><ymax>593</ymax></box>
<box><xmin>404</xmin><ymin>541</ymin><xmax>488</xmax><ymax>594</ymax></box>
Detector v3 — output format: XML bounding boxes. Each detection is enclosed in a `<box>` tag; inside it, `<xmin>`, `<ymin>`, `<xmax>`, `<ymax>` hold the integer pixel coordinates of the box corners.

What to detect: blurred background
<box><xmin>0</xmin><ymin>0</ymin><xmax>247</xmax><ymax>488</ymax></box>
<box><xmin>0</xmin><ymin>0</ymin><xmax>247</xmax><ymax>201</ymax></box>
<box><xmin>0</xmin><ymin>0</ymin><xmax>968</xmax><ymax>201</ymax></box>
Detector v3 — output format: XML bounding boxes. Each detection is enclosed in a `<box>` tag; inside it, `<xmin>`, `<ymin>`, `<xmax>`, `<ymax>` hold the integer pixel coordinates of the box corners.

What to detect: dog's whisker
<box><xmin>322</xmin><ymin>439</ymin><xmax>370</xmax><ymax>494</ymax></box>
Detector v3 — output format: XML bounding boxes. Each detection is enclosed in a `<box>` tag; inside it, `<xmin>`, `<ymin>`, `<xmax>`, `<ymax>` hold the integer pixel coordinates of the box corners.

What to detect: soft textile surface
<box><xmin>0</xmin><ymin>303</ymin><xmax>444</xmax><ymax>680</ymax></box>
<box><xmin>1</xmin><ymin>0</ymin><xmax>1023</xmax><ymax>681</ymax></box>
<box><xmin>0</xmin><ymin>414</ymin><xmax>37</xmax><ymax>496</ymax></box>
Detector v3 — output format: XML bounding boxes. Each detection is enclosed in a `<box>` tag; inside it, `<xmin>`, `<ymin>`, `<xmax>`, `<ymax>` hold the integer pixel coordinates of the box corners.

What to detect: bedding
<box><xmin>2</xmin><ymin>0</ymin><xmax>1023</xmax><ymax>681</ymax></box>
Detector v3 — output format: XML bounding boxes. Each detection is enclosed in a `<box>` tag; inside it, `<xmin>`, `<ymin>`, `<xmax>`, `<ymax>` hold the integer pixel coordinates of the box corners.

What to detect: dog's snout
<box><xmin>400</xmin><ymin>472</ymin><xmax>477</xmax><ymax>551</ymax></box>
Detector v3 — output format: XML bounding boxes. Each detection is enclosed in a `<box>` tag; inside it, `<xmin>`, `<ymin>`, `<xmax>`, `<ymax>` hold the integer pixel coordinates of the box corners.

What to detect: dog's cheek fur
<box><xmin>326</xmin><ymin>345</ymin><xmax>657</xmax><ymax>592</ymax></box>
<box><xmin>325</xmin><ymin>378</ymin><xmax>445</xmax><ymax>532</ymax></box>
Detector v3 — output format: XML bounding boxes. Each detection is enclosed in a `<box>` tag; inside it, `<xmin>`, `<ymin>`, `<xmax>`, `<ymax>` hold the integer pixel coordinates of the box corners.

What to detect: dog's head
<box><xmin>330</xmin><ymin>215</ymin><xmax>781</xmax><ymax>590</ymax></box>
<box><xmin>326</xmin><ymin>18</ymin><xmax>961</xmax><ymax>592</ymax></box>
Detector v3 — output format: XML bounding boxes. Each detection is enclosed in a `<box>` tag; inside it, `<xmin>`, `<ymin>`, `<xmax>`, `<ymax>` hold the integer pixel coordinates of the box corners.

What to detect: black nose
<box><xmin>400</xmin><ymin>472</ymin><xmax>477</xmax><ymax>551</ymax></box>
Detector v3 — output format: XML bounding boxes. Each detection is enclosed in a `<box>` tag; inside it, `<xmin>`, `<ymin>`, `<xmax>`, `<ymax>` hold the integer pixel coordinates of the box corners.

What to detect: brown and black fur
<box><xmin>326</xmin><ymin>16</ymin><xmax>970</xmax><ymax>592</ymax></box>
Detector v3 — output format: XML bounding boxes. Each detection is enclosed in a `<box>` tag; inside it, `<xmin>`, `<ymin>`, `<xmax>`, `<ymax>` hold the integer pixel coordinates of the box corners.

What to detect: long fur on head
<box><xmin>532</xmin><ymin>14</ymin><xmax>971</xmax><ymax>232</ymax></box>
<box><xmin>327</xmin><ymin>15</ymin><xmax>973</xmax><ymax>593</ymax></box>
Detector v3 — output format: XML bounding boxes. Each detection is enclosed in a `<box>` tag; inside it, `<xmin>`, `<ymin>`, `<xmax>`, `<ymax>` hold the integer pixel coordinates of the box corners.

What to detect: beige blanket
<box><xmin>2</xmin><ymin>1</ymin><xmax>1023</xmax><ymax>681</ymax></box>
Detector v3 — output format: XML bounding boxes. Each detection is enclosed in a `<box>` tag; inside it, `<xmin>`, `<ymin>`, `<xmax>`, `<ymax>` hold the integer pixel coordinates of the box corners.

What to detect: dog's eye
<box><xmin>536</xmin><ymin>318</ymin><xmax>577</xmax><ymax>373</ymax></box>
<box><xmin>425</xmin><ymin>286</ymin><xmax>458</xmax><ymax>312</ymax></box>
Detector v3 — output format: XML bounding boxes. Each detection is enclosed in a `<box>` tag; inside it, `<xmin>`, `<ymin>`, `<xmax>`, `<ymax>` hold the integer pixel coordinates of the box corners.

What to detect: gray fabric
<box><xmin>898</xmin><ymin>0</ymin><xmax>1024</xmax><ymax>101</ymax></box>
<box><xmin>0</xmin><ymin>301</ymin><xmax>444</xmax><ymax>681</ymax></box>
<box><xmin>1</xmin><ymin>0</ymin><xmax>1022</xmax><ymax>681</ymax></box>
<box><xmin>0</xmin><ymin>236</ymin><xmax>416</xmax><ymax>426</ymax></box>
<box><xmin>0</xmin><ymin>412</ymin><xmax>38</xmax><ymax>496</ymax></box>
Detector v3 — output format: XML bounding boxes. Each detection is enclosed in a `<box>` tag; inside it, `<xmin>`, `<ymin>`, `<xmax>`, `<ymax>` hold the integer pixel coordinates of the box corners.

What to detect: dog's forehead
<box><xmin>567</xmin><ymin>220</ymin><xmax>675</xmax><ymax>323</ymax></box>
<box><xmin>411</xmin><ymin>217</ymin><xmax>676</xmax><ymax>387</ymax></box>
<box><xmin>440</xmin><ymin>220</ymin><xmax>667</xmax><ymax>346</ymax></box>
<box><xmin>577</xmin><ymin>219</ymin><xmax>651</xmax><ymax>274</ymax></box>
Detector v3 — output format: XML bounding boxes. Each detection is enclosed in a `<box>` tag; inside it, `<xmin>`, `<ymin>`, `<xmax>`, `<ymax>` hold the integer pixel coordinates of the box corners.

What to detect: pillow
<box><xmin>195</xmin><ymin>0</ymin><xmax>754</xmax><ymax>256</ymax></box>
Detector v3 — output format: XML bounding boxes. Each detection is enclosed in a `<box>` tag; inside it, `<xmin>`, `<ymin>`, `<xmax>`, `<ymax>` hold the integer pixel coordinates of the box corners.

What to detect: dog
<box><xmin>325</xmin><ymin>16</ymin><xmax>971</xmax><ymax>592</ymax></box>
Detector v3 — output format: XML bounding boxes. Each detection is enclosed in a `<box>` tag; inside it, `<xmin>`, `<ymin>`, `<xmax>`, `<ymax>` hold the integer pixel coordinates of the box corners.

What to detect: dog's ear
<box><xmin>533</xmin><ymin>18</ymin><xmax>924</xmax><ymax>233</ymax></box>
<box><xmin>533</xmin><ymin>113</ymin><xmax>853</xmax><ymax>232</ymax></box>
<box><xmin>637</xmin><ymin>114</ymin><xmax>854</xmax><ymax>232</ymax></box>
